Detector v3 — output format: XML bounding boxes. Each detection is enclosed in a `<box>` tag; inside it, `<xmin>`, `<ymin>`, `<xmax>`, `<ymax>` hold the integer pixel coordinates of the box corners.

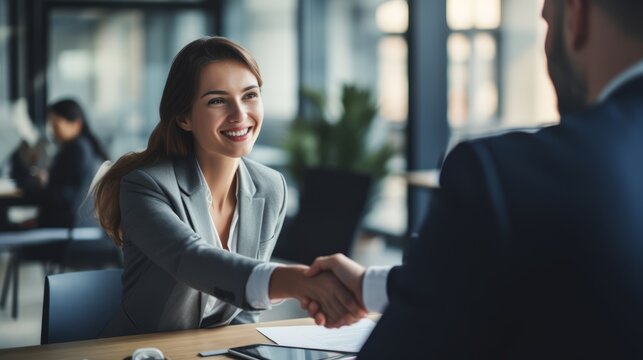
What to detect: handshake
<box><xmin>269</xmin><ymin>254</ymin><xmax>369</xmax><ymax>328</ymax></box>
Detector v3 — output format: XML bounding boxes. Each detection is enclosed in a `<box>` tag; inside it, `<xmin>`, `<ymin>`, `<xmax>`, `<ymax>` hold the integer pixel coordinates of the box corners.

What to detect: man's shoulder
<box><xmin>447</xmin><ymin>124</ymin><xmax>560</xmax><ymax>165</ymax></box>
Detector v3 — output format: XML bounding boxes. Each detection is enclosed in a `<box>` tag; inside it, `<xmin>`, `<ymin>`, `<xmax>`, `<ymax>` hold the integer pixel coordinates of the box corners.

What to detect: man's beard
<box><xmin>547</xmin><ymin>26</ymin><xmax>589</xmax><ymax>115</ymax></box>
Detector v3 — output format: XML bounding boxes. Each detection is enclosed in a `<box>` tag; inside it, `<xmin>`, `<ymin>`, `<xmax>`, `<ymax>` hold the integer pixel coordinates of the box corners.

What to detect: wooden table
<box><xmin>0</xmin><ymin>317</ymin><xmax>368</xmax><ymax>360</ymax></box>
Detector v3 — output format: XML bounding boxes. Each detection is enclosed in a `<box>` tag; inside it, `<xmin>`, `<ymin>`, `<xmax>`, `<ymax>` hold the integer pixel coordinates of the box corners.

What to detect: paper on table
<box><xmin>256</xmin><ymin>318</ymin><xmax>376</xmax><ymax>353</ymax></box>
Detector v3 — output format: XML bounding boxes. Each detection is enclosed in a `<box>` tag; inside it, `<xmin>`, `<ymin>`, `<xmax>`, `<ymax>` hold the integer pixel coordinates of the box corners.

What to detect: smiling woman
<box><xmin>92</xmin><ymin>36</ymin><xmax>365</xmax><ymax>338</ymax></box>
<box><xmin>177</xmin><ymin>60</ymin><xmax>263</xmax><ymax>161</ymax></box>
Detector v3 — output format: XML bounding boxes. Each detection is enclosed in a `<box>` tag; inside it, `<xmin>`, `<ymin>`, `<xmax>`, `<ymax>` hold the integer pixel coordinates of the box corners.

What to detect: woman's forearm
<box><xmin>268</xmin><ymin>265</ymin><xmax>308</xmax><ymax>300</ymax></box>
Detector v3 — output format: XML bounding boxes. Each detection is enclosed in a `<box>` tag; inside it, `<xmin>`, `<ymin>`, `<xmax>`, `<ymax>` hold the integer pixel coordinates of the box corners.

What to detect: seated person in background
<box><xmin>10</xmin><ymin>99</ymin><xmax>108</xmax><ymax>229</ymax></box>
<box><xmin>36</xmin><ymin>98</ymin><xmax>109</xmax><ymax>228</ymax></box>
<box><xmin>94</xmin><ymin>36</ymin><xmax>364</xmax><ymax>337</ymax></box>
<box><xmin>7</xmin><ymin>99</ymin><xmax>111</xmax><ymax>272</ymax></box>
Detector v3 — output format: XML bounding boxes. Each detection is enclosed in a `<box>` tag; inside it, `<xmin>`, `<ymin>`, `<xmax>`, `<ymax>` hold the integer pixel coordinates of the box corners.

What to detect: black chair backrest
<box><xmin>274</xmin><ymin>167</ymin><xmax>372</xmax><ymax>264</ymax></box>
<box><xmin>41</xmin><ymin>268</ymin><xmax>122</xmax><ymax>344</ymax></box>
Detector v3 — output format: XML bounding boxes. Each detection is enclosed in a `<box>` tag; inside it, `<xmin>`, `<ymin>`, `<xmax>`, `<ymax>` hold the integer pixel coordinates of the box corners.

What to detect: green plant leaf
<box><xmin>283</xmin><ymin>83</ymin><xmax>395</xmax><ymax>184</ymax></box>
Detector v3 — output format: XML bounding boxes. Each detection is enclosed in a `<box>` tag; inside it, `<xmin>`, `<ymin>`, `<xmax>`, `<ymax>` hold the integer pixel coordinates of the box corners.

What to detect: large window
<box><xmin>322</xmin><ymin>0</ymin><xmax>409</xmax><ymax>239</ymax></box>
<box><xmin>500</xmin><ymin>0</ymin><xmax>558</xmax><ymax>127</ymax></box>
<box><xmin>47</xmin><ymin>4</ymin><xmax>213</xmax><ymax>158</ymax></box>
<box><xmin>447</xmin><ymin>0</ymin><xmax>502</xmax><ymax>135</ymax></box>
<box><xmin>366</xmin><ymin>0</ymin><xmax>409</xmax><ymax>238</ymax></box>
<box><xmin>223</xmin><ymin>0</ymin><xmax>298</xmax><ymax>149</ymax></box>
<box><xmin>446</xmin><ymin>0</ymin><xmax>558</xmax><ymax>147</ymax></box>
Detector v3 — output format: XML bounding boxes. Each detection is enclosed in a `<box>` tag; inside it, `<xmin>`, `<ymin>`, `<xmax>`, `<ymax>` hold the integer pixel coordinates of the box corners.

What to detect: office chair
<box><xmin>273</xmin><ymin>167</ymin><xmax>372</xmax><ymax>265</ymax></box>
<box><xmin>41</xmin><ymin>268</ymin><xmax>122</xmax><ymax>344</ymax></box>
<box><xmin>0</xmin><ymin>227</ymin><xmax>121</xmax><ymax>319</ymax></box>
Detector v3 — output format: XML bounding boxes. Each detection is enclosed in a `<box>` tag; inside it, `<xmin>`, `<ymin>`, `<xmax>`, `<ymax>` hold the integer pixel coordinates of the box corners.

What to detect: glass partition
<box><xmin>446</xmin><ymin>0</ymin><xmax>557</xmax><ymax>148</ymax></box>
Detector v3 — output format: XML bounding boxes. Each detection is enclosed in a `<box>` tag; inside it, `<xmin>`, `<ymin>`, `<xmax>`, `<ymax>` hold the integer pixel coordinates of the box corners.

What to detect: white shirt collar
<box><xmin>195</xmin><ymin>161</ymin><xmax>240</xmax><ymax>206</ymax></box>
<box><xmin>195</xmin><ymin>160</ymin><xmax>240</xmax><ymax>253</ymax></box>
<box><xmin>597</xmin><ymin>58</ymin><xmax>643</xmax><ymax>103</ymax></box>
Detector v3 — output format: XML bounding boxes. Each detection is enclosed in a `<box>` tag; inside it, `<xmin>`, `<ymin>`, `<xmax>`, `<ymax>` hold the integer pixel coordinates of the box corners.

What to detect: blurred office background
<box><xmin>0</xmin><ymin>0</ymin><xmax>558</xmax><ymax>348</ymax></box>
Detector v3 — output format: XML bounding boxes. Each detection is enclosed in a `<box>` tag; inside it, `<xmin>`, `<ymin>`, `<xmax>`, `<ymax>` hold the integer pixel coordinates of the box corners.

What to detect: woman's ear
<box><xmin>176</xmin><ymin>115</ymin><xmax>192</xmax><ymax>131</ymax></box>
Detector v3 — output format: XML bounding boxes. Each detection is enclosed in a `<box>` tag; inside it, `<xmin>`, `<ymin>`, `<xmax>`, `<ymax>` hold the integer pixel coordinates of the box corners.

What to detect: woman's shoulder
<box><xmin>122</xmin><ymin>158</ymin><xmax>176</xmax><ymax>185</ymax></box>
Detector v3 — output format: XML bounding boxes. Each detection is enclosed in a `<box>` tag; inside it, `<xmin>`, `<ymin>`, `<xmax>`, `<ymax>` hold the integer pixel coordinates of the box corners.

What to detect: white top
<box><xmin>197</xmin><ymin>164</ymin><xmax>279</xmax><ymax>320</ymax></box>
<box><xmin>362</xmin><ymin>57</ymin><xmax>643</xmax><ymax>313</ymax></box>
<box><xmin>363</xmin><ymin>266</ymin><xmax>392</xmax><ymax>312</ymax></box>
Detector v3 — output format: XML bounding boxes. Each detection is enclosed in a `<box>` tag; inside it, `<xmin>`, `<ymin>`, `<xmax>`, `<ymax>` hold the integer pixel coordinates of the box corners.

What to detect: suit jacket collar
<box><xmin>175</xmin><ymin>155</ymin><xmax>202</xmax><ymax>196</ymax></box>
<box><xmin>606</xmin><ymin>74</ymin><xmax>643</xmax><ymax>102</ymax></box>
<box><xmin>598</xmin><ymin>59</ymin><xmax>643</xmax><ymax>102</ymax></box>
<box><xmin>236</xmin><ymin>158</ymin><xmax>264</xmax><ymax>258</ymax></box>
<box><xmin>175</xmin><ymin>156</ymin><xmax>258</xmax><ymax>198</ymax></box>
<box><xmin>173</xmin><ymin>156</ymin><xmax>263</xmax><ymax>256</ymax></box>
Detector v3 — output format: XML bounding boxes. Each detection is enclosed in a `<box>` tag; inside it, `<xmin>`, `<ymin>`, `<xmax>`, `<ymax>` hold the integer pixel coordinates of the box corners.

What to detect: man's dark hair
<box><xmin>592</xmin><ymin>0</ymin><xmax>643</xmax><ymax>40</ymax></box>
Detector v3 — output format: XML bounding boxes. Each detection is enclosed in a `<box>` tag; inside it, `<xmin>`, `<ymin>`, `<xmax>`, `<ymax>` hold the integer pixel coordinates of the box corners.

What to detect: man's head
<box><xmin>542</xmin><ymin>0</ymin><xmax>643</xmax><ymax>114</ymax></box>
<box><xmin>590</xmin><ymin>1</ymin><xmax>643</xmax><ymax>42</ymax></box>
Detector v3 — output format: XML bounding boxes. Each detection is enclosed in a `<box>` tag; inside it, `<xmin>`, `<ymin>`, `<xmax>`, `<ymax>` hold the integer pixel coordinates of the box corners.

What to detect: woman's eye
<box><xmin>208</xmin><ymin>98</ymin><xmax>225</xmax><ymax>105</ymax></box>
<box><xmin>243</xmin><ymin>92</ymin><xmax>258</xmax><ymax>100</ymax></box>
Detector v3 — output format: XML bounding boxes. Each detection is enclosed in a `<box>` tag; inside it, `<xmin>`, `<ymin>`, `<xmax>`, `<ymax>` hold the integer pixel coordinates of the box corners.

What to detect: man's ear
<box><xmin>176</xmin><ymin>115</ymin><xmax>192</xmax><ymax>132</ymax></box>
<box><xmin>565</xmin><ymin>0</ymin><xmax>590</xmax><ymax>51</ymax></box>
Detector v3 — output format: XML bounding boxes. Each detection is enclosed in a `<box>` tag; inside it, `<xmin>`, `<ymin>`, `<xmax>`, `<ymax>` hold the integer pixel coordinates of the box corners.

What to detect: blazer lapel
<box><xmin>174</xmin><ymin>157</ymin><xmax>214</xmax><ymax>246</ymax></box>
<box><xmin>174</xmin><ymin>157</ymin><xmax>265</xmax><ymax>324</ymax></box>
<box><xmin>236</xmin><ymin>158</ymin><xmax>265</xmax><ymax>259</ymax></box>
<box><xmin>174</xmin><ymin>157</ymin><xmax>215</xmax><ymax>321</ymax></box>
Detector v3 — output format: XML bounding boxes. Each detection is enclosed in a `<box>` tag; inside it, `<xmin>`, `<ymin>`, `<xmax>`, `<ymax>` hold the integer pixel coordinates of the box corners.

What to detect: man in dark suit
<box><xmin>306</xmin><ymin>0</ymin><xmax>643</xmax><ymax>357</ymax></box>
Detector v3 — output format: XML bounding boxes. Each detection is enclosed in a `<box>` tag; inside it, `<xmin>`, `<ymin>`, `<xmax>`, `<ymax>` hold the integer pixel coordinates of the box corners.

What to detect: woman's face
<box><xmin>48</xmin><ymin>112</ymin><xmax>82</xmax><ymax>143</ymax></box>
<box><xmin>178</xmin><ymin>59</ymin><xmax>263</xmax><ymax>160</ymax></box>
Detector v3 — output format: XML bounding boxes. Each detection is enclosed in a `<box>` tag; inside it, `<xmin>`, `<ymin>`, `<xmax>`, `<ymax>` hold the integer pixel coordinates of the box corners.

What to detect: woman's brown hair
<box><xmin>94</xmin><ymin>36</ymin><xmax>263</xmax><ymax>246</ymax></box>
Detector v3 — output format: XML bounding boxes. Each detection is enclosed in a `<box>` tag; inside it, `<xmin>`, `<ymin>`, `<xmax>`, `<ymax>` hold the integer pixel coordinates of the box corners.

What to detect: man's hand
<box><xmin>303</xmin><ymin>253</ymin><xmax>367</xmax><ymax>326</ymax></box>
<box><xmin>269</xmin><ymin>264</ymin><xmax>366</xmax><ymax>328</ymax></box>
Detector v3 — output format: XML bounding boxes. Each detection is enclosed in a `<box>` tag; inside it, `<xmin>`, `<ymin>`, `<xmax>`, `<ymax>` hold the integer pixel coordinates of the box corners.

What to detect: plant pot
<box><xmin>273</xmin><ymin>167</ymin><xmax>372</xmax><ymax>265</ymax></box>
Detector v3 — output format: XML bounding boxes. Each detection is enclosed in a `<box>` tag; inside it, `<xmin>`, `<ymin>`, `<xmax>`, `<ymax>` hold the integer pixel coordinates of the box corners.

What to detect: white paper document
<box><xmin>256</xmin><ymin>318</ymin><xmax>376</xmax><ymax>353</ymax></box>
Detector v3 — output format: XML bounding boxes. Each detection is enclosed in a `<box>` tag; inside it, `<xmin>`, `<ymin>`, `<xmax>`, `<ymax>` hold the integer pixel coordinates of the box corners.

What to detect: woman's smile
<box><xmin>220</xmin><ymin>126</ymin><xmax>253</xmax><ymax>142</ymax></box>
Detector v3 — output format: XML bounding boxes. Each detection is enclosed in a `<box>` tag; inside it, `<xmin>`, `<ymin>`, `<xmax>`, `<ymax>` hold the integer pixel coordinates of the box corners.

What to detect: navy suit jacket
<box><xmin>359</xmin><ymin>75</ymin><xmax>643</xmax><ymax>359</ymax></box>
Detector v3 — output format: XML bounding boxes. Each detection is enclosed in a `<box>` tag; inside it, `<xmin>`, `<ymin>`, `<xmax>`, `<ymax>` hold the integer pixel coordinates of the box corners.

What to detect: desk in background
<box><xmin>0</xmin><ymin>188</ymin><xmax>35</xmax><ymax>230</ymax></box>
<box><xmin>0</xmin><ymin>317</ymin><xmax>371</xmax><ymax>360</ymax></box>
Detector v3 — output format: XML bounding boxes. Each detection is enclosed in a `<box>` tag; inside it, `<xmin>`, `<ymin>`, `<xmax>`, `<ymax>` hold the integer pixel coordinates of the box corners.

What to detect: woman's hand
<box><xmin>302</xmin><ymin>254</ymin><xmax>367</xmax><ymax>327</ymax></box>
<box><xmin>269</xmin><ymin>265</ymin><xmax>367</xmax><ymax>328</ymax></box>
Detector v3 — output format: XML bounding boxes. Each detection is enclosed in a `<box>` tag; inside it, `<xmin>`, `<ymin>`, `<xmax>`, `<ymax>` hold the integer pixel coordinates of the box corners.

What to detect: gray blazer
<box><xmin>101</xmin><ymin>156</ymin><xmax>287</xmax><ymax>337</ymax></box>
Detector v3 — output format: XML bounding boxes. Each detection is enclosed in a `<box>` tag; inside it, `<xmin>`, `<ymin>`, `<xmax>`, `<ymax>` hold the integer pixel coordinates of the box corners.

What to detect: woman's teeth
<box><xmin>223</xmin><ymin>128</ymin><xmax>249</xmax><ymax>137</ymax></box>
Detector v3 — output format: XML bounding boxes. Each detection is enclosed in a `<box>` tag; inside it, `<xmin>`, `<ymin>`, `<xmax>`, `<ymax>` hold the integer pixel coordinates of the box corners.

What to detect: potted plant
<box><xmin>283</xmin><ymin>84</ymin><xmax>395</xmax><ymax>184</ymax></box>
<box><xmin>274</xmin><ymin>84</ymin><xmax>396</xmax><ymax>264</ymax></box>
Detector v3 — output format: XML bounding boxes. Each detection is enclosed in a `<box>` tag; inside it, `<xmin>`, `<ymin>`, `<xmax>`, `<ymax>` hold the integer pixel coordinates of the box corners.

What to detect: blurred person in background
<box><xmin>35</xmin><ymin>98</ymin><xmax>109</xmax><ymax>228</ymax></box>
<box><xmin>5</xmin><ymin>99</ymin><xmax>111</xmax><ymax>274</ymax></box>
<box><xmin>10</xmin><ymin>98</ymin><xmax>108</xmax><ymax>229</ymax></box>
